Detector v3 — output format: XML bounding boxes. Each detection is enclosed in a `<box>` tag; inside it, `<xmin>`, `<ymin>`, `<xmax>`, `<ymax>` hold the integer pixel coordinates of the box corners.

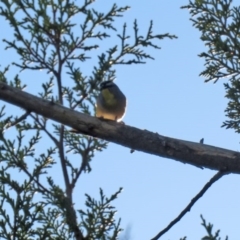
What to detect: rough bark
<box><xmin>0</xmin><ymin>81</ymin><xmax>239</xmax><ymax>173</ymax></box>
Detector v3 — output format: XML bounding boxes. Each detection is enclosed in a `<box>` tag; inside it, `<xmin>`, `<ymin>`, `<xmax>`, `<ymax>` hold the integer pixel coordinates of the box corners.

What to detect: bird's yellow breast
<box><xmin>101</xmin><ymin>88</ymin><xmax>117</xmax><ymax>106</ymax></box>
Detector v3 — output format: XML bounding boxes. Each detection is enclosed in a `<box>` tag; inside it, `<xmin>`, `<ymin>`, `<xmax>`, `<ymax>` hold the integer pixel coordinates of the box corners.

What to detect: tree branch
<box><xmin>5</xmin><ymin>110</ymin><xmax>30</xmax><ymax>129</ymax></box>
<box><xmin>150</xmin><ymin>170</ymin><xmax>230</xmax><ymax>240</ymax></box>
<box><xmin>0</xmin><ymin>82</ymin><xmax>240</xmax><ymax>173</ymax></box>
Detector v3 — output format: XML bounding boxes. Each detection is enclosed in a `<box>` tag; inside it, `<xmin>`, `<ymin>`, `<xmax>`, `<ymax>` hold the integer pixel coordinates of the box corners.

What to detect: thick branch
<box><xmin>0</xmin><ymin>82</ymin><xmax>240</xmax><ymax>173</ymax></box>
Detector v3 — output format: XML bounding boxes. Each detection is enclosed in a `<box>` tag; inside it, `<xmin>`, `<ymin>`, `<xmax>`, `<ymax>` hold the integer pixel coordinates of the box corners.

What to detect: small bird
<box><xmin>96</xmin><ymin>81</ymin><xmax>127</xmax><ymax>122</ymax></box>
<box><xmin>200</xmin><ymin>138</ymin><xmax>204</xmax><ymax>144</ymax></box>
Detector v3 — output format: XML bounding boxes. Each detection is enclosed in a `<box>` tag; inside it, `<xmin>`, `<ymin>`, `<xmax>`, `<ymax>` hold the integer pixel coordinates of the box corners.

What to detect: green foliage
<box><xmin>182</xmin><ymin>0</ymin><xmax>239</xmax><ymax>83</ymax></box>
<box><xmin>177</xmin><ymin>216</ymin><xmax>228</xmax><ymax>240</ymax></box>
<box><xmin>179</xmin><ymin>237</ymin><xmax>187</xmax><ymax>240</ymax></box>
<box><xmin>79</xmin><ymin>188</ymin><xmax>123</xmax><ymax>239</ymax></box>
<box><xmin>182</xmin><ymin>0</ymin><xmax>240</xmax><ymax>133</ymax></box>
<box><xmin>0</xmin><ymin>0</ymin><xmax>175</xmax><ymax>238</ymax></box>
<box><xmin>201</xmin><ymin>215</ymin><xmax>228</xmax><ymax>240</ymax></box>
<box><xmin>222</xmin><ymin>79</ymin><xmax>240</xmax><ymax>132</ymax></box>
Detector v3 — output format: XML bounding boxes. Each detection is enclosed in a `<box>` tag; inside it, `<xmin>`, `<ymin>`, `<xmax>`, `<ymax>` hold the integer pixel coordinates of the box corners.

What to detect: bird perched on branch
<box><xmin>96</xmin><ymin>81</ymin><xmax>127</xmax><ymax>122</ymax></box>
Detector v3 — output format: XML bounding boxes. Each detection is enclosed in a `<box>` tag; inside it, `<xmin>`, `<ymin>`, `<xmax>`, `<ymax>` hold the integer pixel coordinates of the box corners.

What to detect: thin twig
<box><xmin>5</xmin><ymin>110</ymin><xmax>31</xmax><ymax>129</ymax></box>
<box><xmin>71</xmin><ymin>94</ymin><xmax>88</xmax><ymax>110</ymax></box>
<box><xmin>30</xmin><ymin>113</ymin><xmax>59</xmax><ymax>147</ymax></box>
<box><xmin>151</xmin><ymin>170</ymin><xmax>230</xmax><ymax>240</ymax></box>
<box><xmin>71</xmin><ymin>149</ymin><xmax>89</xmax><ymax>189</ymax></box>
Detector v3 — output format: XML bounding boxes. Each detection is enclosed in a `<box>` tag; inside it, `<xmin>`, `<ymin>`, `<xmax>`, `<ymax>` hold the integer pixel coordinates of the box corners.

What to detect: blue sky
<box><xmin>1</xmin><ymin>0</ymin><xmax>240</xmax><ymax>239</ymax></box>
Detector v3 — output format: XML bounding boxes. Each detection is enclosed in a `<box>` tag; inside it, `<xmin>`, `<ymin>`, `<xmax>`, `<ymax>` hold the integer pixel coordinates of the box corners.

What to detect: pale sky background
<box><xmin>1</xmin><ymin>0</ymin><xmax>240</xmax><ymax>239</ymax></box>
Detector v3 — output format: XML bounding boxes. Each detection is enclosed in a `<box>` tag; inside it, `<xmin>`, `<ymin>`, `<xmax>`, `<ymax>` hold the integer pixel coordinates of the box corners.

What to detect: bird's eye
<box><xmin>101</xmin><ymin>81</ymin><xmax>113</xmax><ymax>88</ymax></box>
